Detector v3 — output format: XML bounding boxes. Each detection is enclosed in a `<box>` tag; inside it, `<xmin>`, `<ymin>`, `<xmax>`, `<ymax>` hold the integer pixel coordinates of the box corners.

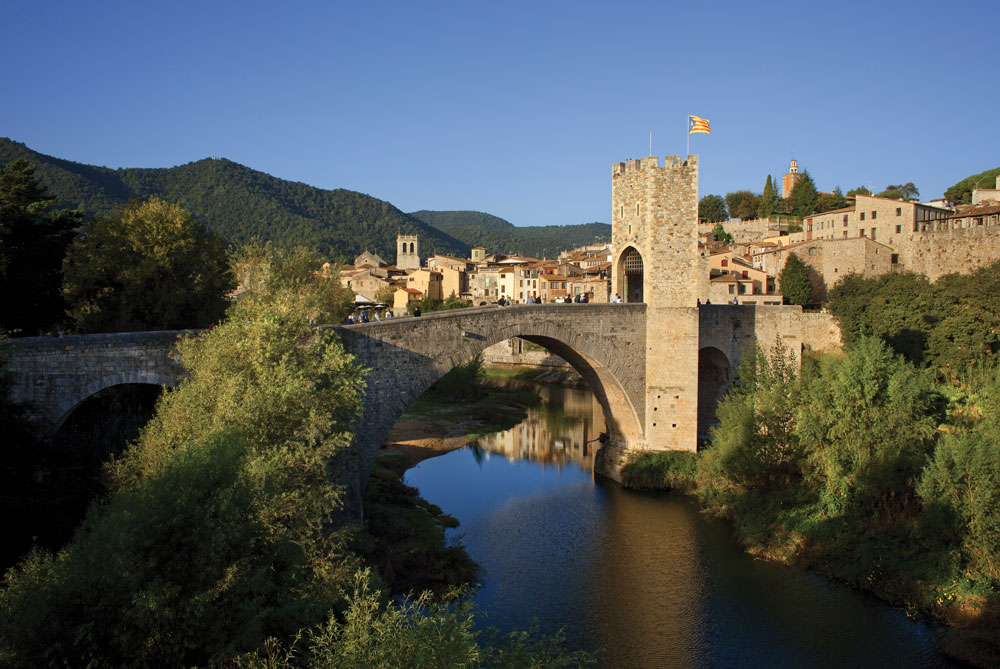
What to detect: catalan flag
<box><xmin>688</xmin><ymin>115</ymin><xmax>711</xmax><ymax>134</ymax></box>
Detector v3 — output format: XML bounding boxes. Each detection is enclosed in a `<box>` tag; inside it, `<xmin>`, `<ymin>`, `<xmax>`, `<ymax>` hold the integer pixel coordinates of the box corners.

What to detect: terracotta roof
<box><xmin>951</xmin><ymin>203</ymin><xmax>1000</xmax><ymax>217</ymax></box>
<box><xmin>811</xmin><ymin>206</ymin><xmax>854</xmax><ymax>216</ymax></box>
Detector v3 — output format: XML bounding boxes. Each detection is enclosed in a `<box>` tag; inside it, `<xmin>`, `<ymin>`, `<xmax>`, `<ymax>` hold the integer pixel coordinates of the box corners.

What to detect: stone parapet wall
<box><xmin>893</xmin><ymin>226</ymin><xmax>1000</xmax><ymax>281</ymax></box>
<box><xmin>3</xmin><ymin>330</ymin><xmax>191</xmax><ymax>430</ymax></box>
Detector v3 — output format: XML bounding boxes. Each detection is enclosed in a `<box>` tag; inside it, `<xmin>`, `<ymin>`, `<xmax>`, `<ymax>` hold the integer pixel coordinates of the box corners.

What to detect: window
<box><xmin>896</xmin><ymin>207</ymin><xmax>902</xmax><ymax>216</ymax></box>
<box><xmin>742</xmin><ymin>270</ymin><xmax>748</xmax><ymax>278</ymax></box>
<box><xmin>721</xmin><ymin>258</ymin><xmax>728</xmax><ymax>267</ymax></box>
<box><xmin>872</xmin><ymin>210</ymin><xmax>877</xmax><ymax>220</ymax></box>
<box><xmin>635</xmin><ymin>203</ymin><xmax>640</xmax><ymax>216</ymax></box>
<box><xmin>860</xmin><ymin>229</ymin><xmax>866</xmax><ymax>237</ymax></box>
<box><xmin>895</xmin><ymin>225</ymin><xmax>901</xmax><ymax>233</ymax></box>
<box><xmin>843</xmin><ymin>231</ymin><xmax>848</xmax><ymax>238</ymax></box>
<box><xmin>860</xmin><ymin>212</ymin><xmax>866</xmax><ymax>221</ymax></box>
<box><xmin>871</xmin><ymin>228</ymin><xmax>876</xmax><ymax>241</ymax></box>
<box><xmin>738</xmin><ymin>283</ymin><xmax>747</xmax><ymax>294</ymax></box>
<box><xmin>843</xmin><ymin>214</ymin><xmax>849</xmax><ymax>225</ymax></box>
<box><xmin>728</xmin><ymin>285</ymin><xmax>735</xmax><ymax>294</ymax></box>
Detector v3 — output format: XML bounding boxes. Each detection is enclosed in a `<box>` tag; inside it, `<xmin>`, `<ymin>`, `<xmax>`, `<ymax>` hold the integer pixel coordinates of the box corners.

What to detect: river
<box><xmin>404</xmin><ymin>383</ymin><xmax>955</xmax><ymax>667</ymax></box>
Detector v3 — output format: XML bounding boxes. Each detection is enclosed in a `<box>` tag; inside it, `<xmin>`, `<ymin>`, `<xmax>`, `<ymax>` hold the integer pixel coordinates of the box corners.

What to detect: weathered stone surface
<box><xmin>2</xmin><ymin>331</ymin><xmax>190</xmax><ymax>432</ymax></box>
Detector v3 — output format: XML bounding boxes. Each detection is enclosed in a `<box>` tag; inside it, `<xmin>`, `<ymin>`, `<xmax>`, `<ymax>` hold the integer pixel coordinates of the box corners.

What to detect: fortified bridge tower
<box><xmin>607</xmin><ymin>155</ymin><xmax>707</xmax><ymax>470</ymax></box>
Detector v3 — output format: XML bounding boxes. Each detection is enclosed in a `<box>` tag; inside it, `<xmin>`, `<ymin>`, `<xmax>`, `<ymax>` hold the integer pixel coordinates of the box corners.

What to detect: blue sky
<box><xmin>3</xmin><ymin>0</ymin><xmax>998</xmax><ymax>227</ymax></box>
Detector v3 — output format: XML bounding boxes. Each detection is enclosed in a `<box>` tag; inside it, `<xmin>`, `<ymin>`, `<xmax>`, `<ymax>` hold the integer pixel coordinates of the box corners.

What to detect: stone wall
<box><xmin>610</xmin><ymin>155</ymin><xmax>702</xmax><ymax>463</ymax></box>
<box><xmin>338</xmin><ymin>303</ymin><xmax>647</xmax><ymax>500</ymax></box>
<box><xmin>3</xmin><ymin>330</ymin><xmax>189</xmax><ymax>431</ymax></box>
<box><xmin>892</xmin><ymin>226</ymin><xmax>1000</xmax><ymax>281</ymax></box>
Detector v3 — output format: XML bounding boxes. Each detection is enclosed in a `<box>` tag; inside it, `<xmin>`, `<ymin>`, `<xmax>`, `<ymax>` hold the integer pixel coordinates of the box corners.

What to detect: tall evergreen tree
<box><xmin>789</xmin><ymin>169</ymin><xmax>819</xmax><ymax>218</ymax></box>
<box><xmin>0</xmin><ymin>159</ymin><xmax>82</xmax><ymax>335</ymax></box>
<box><xmin>758</xmin><ymin>175</ymin><xmax>778</xmax><ymax>218</ymax></box>
<box><xmin>778</xmin><ymin>253</ymin><xmax>813</xmax><ymax>306</ymax></box>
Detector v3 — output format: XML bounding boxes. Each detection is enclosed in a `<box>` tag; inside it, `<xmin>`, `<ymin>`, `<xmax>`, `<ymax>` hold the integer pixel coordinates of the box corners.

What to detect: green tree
<box><xmin>815</xmin><ymin>187</ymin><xmax>849</xmax><ymax>213</ymax></box>
<box><xmin>757</xmin><ymin>175</ymin><xmax>778</xmax><ymax>218</ymax></box>
<box><xmin>62</xmin><ymin>196</ymin><xmax>233</xmax><ymax>332</ymax></box>
<box><xmin>0</xmin><ymin>246</ymin><xmax>366</xmax><ymax>666</ymax></box>
<box><xmin>788</xmin><ymin>169</ymin><xmax>819</xmax><ymax>218</ymax></box>
<box><xmin>778</xmin><ymin>254</ymin><xmax>812</xmax><ymax>306</ymax></box>
<box><xmin>846</xmin><ymin>186</ymin><xmax>871</xmax><ymax>198</ymax></box>
<box><xmin>725</xmin><ymin>190</ymin><xmax>760</xmax><ymax>221</ymax></box>
<box><xmin>699</xmin><ymin>194</ymin><xmax>727</xmax><ymax>223</ymax></box>
<box><xmin>877</xmin><ymin>182</ymin><xmax>919</xmax><ymax>201</ymax></box>
<box><xmin>712</xmin><ymin>223</ymin><xmax>733</xmax><ymax>243</ymax></box>
<box><xmin>375</xmin><ymin>283</ymin><xmax>396</xmax><ymax>305</ymax></box>
<box><xmin>944</xmin><ymin>166</ymin><xmax>1000</xmax><ymax>204</ymax></box>
<box><xmin>0</xmin><ymin>159</ymin><xmax>82</xmax><ymax>334</ymax></box>
<box><xmin>918</xmin><ymin>367</ymin><xmax>1000</xmax><ymax>586</ymax></box>
<box><xmin>796</xmin><ymin>337</ymin><xmax>938</xmax><ymax>508</ymax></box>
<box><xmin>699</xmin><ymin>338</ymin><xmax>801</xmax><ymax>494</ymax></box>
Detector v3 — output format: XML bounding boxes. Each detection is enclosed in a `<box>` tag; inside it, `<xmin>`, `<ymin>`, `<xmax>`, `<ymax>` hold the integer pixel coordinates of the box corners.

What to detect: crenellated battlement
<box><xmin>612</xmin><ymin>155</ymin><xmax>698</xmax><ymax>176</ymax></box>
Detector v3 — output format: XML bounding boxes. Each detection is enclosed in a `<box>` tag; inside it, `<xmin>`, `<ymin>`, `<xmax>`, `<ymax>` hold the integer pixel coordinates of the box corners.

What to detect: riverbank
<box><xmin>621</xmin><ymin>450</ymin><xmax>1000</xmax><ymax>668</ymax></box>
<box><xmin>380</xmin><ymin>370</ymin><xmax>546</xmax><ymax>467</ymax></box>
<box><xmin>362</xmin><ymin>371</ymin><xmax>547</xmax><ymax>596</ymax></box>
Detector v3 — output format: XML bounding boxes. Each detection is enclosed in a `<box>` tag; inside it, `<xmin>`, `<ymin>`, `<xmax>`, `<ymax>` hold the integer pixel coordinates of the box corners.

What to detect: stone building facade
<box><xmin>396</xmin><ymin>234</ymin><xmax>420</xmax><ymax>270</ymax></box>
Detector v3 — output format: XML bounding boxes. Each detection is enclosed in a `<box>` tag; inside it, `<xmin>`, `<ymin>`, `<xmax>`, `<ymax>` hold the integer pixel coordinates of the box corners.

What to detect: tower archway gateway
<box><xmin>618</xmin><ymin>246</ymin><xmax>644</xmax><ymax>303</ymax></box>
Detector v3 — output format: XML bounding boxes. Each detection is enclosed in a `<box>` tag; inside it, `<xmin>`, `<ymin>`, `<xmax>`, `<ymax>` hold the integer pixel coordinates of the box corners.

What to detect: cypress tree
<box><xmin>758</xmin><ymin>175</ymin><xmax>777</xmax><ymax>218</ymax></box>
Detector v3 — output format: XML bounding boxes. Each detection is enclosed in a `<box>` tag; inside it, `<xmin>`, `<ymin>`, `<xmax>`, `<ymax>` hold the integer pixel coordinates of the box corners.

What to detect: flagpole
<box><xmin>686</xmin><ymin>115</ymin><xmax>690</xmax><ymax>157</ymax></box>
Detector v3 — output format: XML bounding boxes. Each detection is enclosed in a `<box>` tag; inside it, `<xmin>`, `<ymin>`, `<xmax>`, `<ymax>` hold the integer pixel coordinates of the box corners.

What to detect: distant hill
<box><xmin>409</xmin><ymin>210</ymin><xmax>610</xmax><ymax>260</ymax></box>
<box><xmin>0</xmin><ymin>138</ymin><xmax>469</xmax><ymax>262</ymax></box>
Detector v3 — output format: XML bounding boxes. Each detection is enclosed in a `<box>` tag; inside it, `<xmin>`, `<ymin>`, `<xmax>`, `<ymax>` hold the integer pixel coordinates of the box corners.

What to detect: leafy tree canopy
<box><xmin>699</xmin><ymin>194</ymin><xmax>727</xmax><ymax>223</ymax></box>
<box><xmin>0</xmin><ymin>245</ymin><xmax>366</xmax><ymax>665</ymax></box>
<box><xmin>712</xmin><ymin>222</ymin><xmax>733</xmax><ymax>244</ymax></box>
<box><xmin>846</xmin><ymin>186</ymin><xmax>871</xmax><ymax>198</ymax></box>
<box><xmin>62</xmin><ymin>197</ymin><xmax>234</xmax><ymax>332</ymax></box>
<box><xmin>815</xmin><ymin>187</ymin><xmax>849</xmax><ymax>213</ymax></box>
<box><xmin>778</xmin><ymin>253</ymin><xmax>812</xmax><ymax>306</ymax></box>
<box><xmin>725</xmin><ymin>190</ymin><xmax>760</xmax><ymax>221</ymax></box>
<box><xmin>944</xmin><ymin>166</ymin><xmax>1000</xmax><ymax>204</ymax></box>
<box><xmin>877</xmin><ymin>182</ymin><xmax>919</xmax><ymax>201</ymax></box>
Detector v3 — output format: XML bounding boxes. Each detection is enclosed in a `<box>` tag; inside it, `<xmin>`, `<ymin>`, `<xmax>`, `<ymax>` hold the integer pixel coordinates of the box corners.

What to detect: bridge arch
<box><xmin>338</xmin><ymin>305</ymin><xmax>647</xmax><ymax>508</ymax></box>
<box><xmin>53</xmin><ymin>371</ymin><xmax>179</xmax><ymax>432</ymax></box>
<box><xmin>697</xmin><ymin>346</ymin><xmax>732</xmax><ymax>443</ymax></box>
<box><xmin>615</xmin><ymin>246</ymin><xmax>644</xmax><ymax>303</ymax></box>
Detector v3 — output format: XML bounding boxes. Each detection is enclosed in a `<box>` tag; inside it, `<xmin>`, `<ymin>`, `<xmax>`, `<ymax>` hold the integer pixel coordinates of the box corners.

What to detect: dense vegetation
<box><xmin>623</xmin><ymin>266</ymin><xmax>1000</xmax><ymax>666</ymax></box>
<box><xmin>945</xmin><ymin>166</ymin><xmax>1000</xmax><ymax>204</ymax></box>
<box><xmin>0</xmin><ymin>159</ymin><xmax>82</xmax><ymax>335</ymax></box>
<box><xmin>0</xmin><ymin>138</ymin><xmax>470</xmax><ymax>263</ymax></box>
<box><xmin>63</xmin><ymin>196</ymin><xmax>233</xmax><ymax>332</ymax></box>
<box><xmin>409</xmin><ymin>210</ymin><xmax>610</xmax><ymax>259</ymax></box>
<box><xmin>0</xmin><ymin>247</ymin><xmax>588</xmax><ymax>666</ymax></box>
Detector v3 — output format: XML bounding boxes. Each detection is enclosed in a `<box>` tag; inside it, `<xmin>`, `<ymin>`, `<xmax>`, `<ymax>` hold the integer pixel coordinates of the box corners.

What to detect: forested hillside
<box><xmin>0</xmin><ymin>139</ymin><xmax>469</xmax><ymax>262</ymax></box>
<box><xmin>410</xmin><ymin>210</ymin><xmax>610</xmax><ymax>259</ymax></box>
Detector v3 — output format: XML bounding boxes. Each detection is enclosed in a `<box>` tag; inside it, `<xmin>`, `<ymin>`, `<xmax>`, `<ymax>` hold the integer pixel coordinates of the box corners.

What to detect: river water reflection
<box><xmin>404</xmin><ymin>384</ymin><xmax>954</xmax><ymax>667</ymax></box>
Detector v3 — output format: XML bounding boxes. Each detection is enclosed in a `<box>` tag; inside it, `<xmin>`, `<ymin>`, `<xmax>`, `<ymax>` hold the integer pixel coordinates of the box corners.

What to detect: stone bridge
<box><xmin>2</xmin><ymin>304</ymin><xmax>839</xmax><ymax>488</ymax></box>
